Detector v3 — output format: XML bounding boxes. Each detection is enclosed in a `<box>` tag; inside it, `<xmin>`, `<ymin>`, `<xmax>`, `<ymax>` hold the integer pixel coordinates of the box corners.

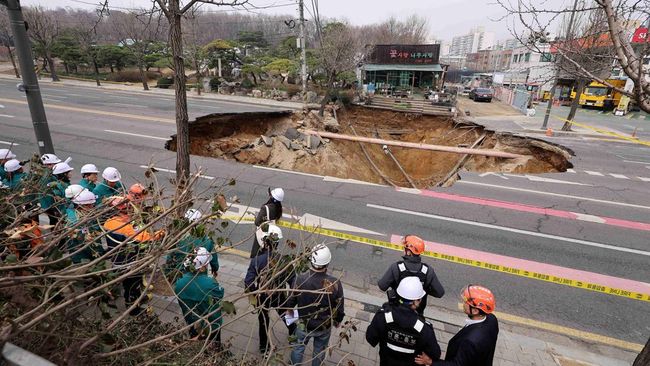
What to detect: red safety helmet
<box><xmin>461</xmin><ymin>285</ymin><xmax>495</xmax><ymax>314</ymax></box>
<box><xmin>403</xmin><ymin>235</ymin><xmax>425</xmax><ymax>255</ymax></box>
<box><xmin>128</xmin><ymin>183</ymin><xmax>147</xmax><ymax>197</ymax></box>
<box><xmin>109</xmin><ymin>195</ymin><xmax>130</xmax><ymax>211</ymax></box>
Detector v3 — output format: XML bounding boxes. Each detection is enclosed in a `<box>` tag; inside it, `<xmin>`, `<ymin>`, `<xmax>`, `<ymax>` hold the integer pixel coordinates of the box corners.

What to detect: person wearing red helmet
<box><xmin>378</xmin><ymin>234</ymin><xmax>445</xmax><ymax>316</ymax></box>
<box><xmin>416</xmin><ymin>284</ymin><xmax>499</xmax><ymax>366</ymax></box>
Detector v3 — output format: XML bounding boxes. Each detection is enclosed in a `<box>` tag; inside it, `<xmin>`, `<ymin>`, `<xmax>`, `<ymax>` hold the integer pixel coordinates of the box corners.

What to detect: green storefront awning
<box><xmin>363</xmin><ymin>64</ymin><xmax>444</xmax><ymax>72</ymax></box>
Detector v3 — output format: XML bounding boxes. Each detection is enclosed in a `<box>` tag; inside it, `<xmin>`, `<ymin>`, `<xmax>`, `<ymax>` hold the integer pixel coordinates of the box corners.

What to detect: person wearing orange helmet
<box><xmin>128</xmin><ymin>183</ymin><xmax>147</xmax><ymax>203</ymax></box>
<box><xmin>378</xmin><ymin>234</ymin><xmax>444</xmax><ymax>316</ymax></box>
<box><xmin>416</xmin><ymin>284</ymin><xmax>499</xmax><ymax>366</ymax></box>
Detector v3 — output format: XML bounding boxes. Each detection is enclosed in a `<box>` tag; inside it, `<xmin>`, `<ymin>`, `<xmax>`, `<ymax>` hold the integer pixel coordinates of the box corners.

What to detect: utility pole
<box><xmin>298</xmin><ymin>0</ymin><xmax>307</xmax><ymax>108</ymax></box>
<box><xmin>1</xmin><ymin>0</ymin><xmax>54</xmax><ymax>154</ymax></box>
<box><xmin>541</xmin><ymin>0</ymin><xmax>579</xmax><ymax>130</ymax></box>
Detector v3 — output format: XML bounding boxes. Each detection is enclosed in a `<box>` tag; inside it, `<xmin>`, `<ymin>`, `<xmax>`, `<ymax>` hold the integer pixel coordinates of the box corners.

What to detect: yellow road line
<box><xmin>0</xmin><ymin>97</ymin><xmax>175</xmax><ymax>124</ymax></box>
<box><xmin>553</xmin><ymin>114</ymin><xmax>650</xmax><ymax>147</ymax></box>
<box><xmin>456</xmin><ymin>303</ymin><xmax>643</xmax><ymax>352</ymax></box>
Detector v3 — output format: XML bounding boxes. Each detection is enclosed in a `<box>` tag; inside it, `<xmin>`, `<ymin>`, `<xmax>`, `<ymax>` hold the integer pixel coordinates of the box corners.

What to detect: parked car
<box><xmin>460</xmin><ymin>86</ymin><xmax>472</xmax><ymax>96</ymax></box>
<box><xmin>469</xmin><ymin>88</ymin><xmax>493</xmax><ymax>102</ymax></box>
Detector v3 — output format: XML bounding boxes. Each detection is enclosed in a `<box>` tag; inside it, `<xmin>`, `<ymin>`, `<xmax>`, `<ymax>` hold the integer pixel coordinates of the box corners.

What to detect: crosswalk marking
<box><xmin>609</xmin><ymin>173</ymin><xmax>629</xmax><ymax>179</ymax></box>
<box><xmin>585</xmin><ymin>171</ymin><xmax>604</xmax><ymax>176</ymax></box>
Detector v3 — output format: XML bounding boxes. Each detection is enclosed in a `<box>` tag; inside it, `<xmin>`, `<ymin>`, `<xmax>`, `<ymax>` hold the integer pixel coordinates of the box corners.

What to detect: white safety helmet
<box><xmin>53</xmin><ymin>162</ymin><xmax>74</xmax><ymax>175</ymax></box>
<box><xmin>396</xmin><ymin>276</ymin><xmax>426</xmax><ymax>301</ymax></box>
<box><xmin>0</xmin><ymin>149</ymin><xmax>16</xmax><ymax>160</ymax></box>
<box><xmin>72</xmin><ymin>189</ymin><xmax>97</xmax><ymax>205</ymax></box>
<box><xmin>192</xmin><ymin>247</ymin><xmax>212</xmax><ymax>270</ymax></box>
<box><xmin>310</xmin><ymin>244</ymin><xmax>332</xmax><ymax>268</ymax></box>
<box><xmin>4</xmin><ymin>159</ymin><xmax>22</xmax><ymax>173</ymax></box>
<box><xmin>65</xmin><ymin>184</ymin><xmax>85</xmax><ymax>199</ymax></box>
<box><xmin>102</xmin><ymin>167</ymin><xmax>121</xmax><ymax>182</ymax></box>
<box><xmin>41</xmin><ymin>153</ymin><xmax>61</xmax><ymax>165</ymax></box>
<box><xmin>185</xmin><ymin>208</ymin><xmax>202</xmax><ymax>222</ymax></box>
<box><xmin>80</xmin><ymin>164</ymin><xmax>99</xmax><ymax>174</ymax></box>
<box><xmin>255</xmin><ymin>223</ymin><xmax>283</xmax><ymax>248</ymax></box>
<box><xmin>270</xmin><ymin>187</ymin><xmax>284</xmax><ymax>202</ymax></box>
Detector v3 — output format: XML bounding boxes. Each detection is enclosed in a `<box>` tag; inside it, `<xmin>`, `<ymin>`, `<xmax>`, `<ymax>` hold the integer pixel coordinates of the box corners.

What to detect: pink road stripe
<box><xmin>406</xmin><ymin>188</ymin><xmax>650</xmax><ymax>232</ymax></box>
<box><xmin>390</xmin><ymin>235</ymin><xmax>650</xmax><ymax>295</ymax></box>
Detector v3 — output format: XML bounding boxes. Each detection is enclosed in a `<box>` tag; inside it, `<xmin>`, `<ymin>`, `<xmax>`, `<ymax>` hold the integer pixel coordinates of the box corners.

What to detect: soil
<box><xmin>167</xmin><ymin>105</ymin><xmax>574</xmax><ymax>189</ymax></box>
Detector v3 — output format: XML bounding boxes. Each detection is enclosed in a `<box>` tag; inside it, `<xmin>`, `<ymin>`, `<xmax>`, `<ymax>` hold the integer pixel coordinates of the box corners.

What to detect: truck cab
<box><xmin>578</xmin><ymin>79</ymin><xmax>626</xmax><ymax>110</ymax></box>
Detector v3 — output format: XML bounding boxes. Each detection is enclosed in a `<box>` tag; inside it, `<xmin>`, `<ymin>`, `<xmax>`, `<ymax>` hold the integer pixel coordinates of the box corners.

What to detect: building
<box><xmin>498</xmin><ymin>43</ymin><xmax>555</xmax><ymax>88</ymax></box>
<box><xmin>361</xmin><ymin>44</ymin><xmax>448</xmax><ymax>92</ymax></box>
<box><xmin>449</xmin><ymin>27</ymin><xmax>495</xmax><ymax>56</ymax></box>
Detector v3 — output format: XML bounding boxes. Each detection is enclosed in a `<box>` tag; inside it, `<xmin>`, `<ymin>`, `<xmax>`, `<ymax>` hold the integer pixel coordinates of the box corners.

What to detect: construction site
<box><xmin>165</xmin><ymin>101</ymin><xmax>573</xmax><ymax>188</ymax></box>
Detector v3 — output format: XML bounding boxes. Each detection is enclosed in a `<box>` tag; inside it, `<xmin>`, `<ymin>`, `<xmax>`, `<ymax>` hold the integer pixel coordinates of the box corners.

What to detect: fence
<box><xmin>492</xmin><ymin>86</ymin><xmax>532</xmax><ymax>115</ymax></box>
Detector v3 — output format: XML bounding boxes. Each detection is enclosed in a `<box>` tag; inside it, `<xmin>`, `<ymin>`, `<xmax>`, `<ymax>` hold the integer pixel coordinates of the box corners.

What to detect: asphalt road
<box><xmin>1</xmin><ymin>78</ymin><xmax>649</xmax><ymax>346</ymax></box>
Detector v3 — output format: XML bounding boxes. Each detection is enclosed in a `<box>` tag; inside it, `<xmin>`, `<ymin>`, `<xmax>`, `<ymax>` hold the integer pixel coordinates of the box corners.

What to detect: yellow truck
<box><xmin>578</xmin><ymin>79</ymin><xmax>627</xmax><ymax>110</ymax></box>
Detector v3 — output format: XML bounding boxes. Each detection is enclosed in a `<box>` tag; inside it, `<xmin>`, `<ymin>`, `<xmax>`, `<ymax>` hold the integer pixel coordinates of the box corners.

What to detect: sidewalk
<box><xmin>150</xmin><ymin>252</ymin><xmax>636</xmax><ymax>366</ymax></box>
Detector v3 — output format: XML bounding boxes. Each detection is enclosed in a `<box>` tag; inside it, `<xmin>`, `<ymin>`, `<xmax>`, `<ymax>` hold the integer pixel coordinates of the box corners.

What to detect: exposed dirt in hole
<box><xmin>166</xmin><ymin>106</ymin><xmax>574</xmax><ymax>188</ymax></box>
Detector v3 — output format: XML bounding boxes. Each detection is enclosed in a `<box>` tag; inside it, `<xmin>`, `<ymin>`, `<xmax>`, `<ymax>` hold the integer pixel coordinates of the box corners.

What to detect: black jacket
<box><xmin>286</xmin><ymin>270</ymin><xmax>345</xmax><ymax>331</ymax></box>
<box><xmin>243</xmin><ymin>250</ymin><xmax>295</xmax><ymax>307</ymax></box>
<box><xmin>437</xmin><ymin>314</ymin><xmax>499</xmax><ymax>366</ymax></box>
<box><xmin>250</xmin><ymin>200</ymin><xmax>283</xmax><ymax>258</ymax></box>
<box><xmin>378</xmin><ymin>255</ymin><xmax>445</xmax><ymax>298</ymax></box>
<box><xmin>366</xmin><ymin>303</ymin><xmax>441</xmax><ymax>366</ymax></box>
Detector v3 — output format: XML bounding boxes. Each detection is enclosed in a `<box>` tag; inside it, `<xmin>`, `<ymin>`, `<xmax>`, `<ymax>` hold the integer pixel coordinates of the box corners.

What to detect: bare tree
<box><xmin>362</xmin><ymin>15</ymin><xmax>430</xmax><ymax>45</ymax></box>
<box><xmin>23</xmin><ymin>6</ymin><xmax>61</xmax><ymax>81</ymax></box>
<box><xmin>0</xmin><ymin>6</ymin><xmax>20</xmax><ymax>78</ymax></box>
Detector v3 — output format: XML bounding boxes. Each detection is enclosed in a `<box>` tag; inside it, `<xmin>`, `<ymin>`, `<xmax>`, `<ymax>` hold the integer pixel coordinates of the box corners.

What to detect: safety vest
<box><xmin>383</xmin><ymin>310</ymin><xmax>425</xmax><ymax>355</ymax></box>
<box><xmin>397</xmin><ymin>261</ymin><xmax>428</xmax><ymax>284</ymax></box>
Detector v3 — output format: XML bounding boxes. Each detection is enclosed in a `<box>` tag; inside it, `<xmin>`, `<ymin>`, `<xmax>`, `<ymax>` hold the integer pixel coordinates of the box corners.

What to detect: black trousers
<box><xmin>258</xmin><ymin>294</ymin><xmax>296</xmax><ymax>349</ymax></box>
<box><xmin>46</xmin><ymin>207</ymin><xmax>60</xmax><ymax>226</ymax></box>
<box><xmin>416</xmin><ymin>295</ymin><xmax>428</xmax><ymax>316</ymax></box>
<box><xmin>123</xmin><ymin>275</ymin><xmax>143</xmax><ymax>308</ymax></box>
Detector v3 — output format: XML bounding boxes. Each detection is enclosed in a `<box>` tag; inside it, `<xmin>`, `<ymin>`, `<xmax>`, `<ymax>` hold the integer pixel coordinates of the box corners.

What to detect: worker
<box><xmin>0</xmin><ymin>148</ymin><xmax>17</xmax><ymax>181</ymax></box>
<box><xmin>128</xmin><ymin>183</ymin><xmax>147</xmax><ymax>204</ymax></box>
<box><xmin>366</xmin><ymin>277</ymin><xmax>441</xmax><ymax>366</ymax></box>
<box><xmin>418</xmin><ymin>285</ymin><xmax>499</xmax><ymax>366</ymax></box>
<box><xmin>65</xmin><ymin>189</ymin><xmax>103</xmax><ymax>263</ymax></box>
<box><xmin>39</xmin><ymin>154</ymin><xmax>64</xmax><ymax>225</ymax></box>
<box><xmin>287</xmin><ymin>244</ymin><xmax>344</xmax><ymax>366</ymax></box>
<box><xmin>93</xmin><ymin>167</ymin><xmax>124</xmax><ymax>205</ymax></box>
<box><xmin>104</xmin><ymin>195</ymin><xmax>162</xmax><ymax>316</ymax></box>
<box><xmin>2</xmin><ymin>159</ymin><xmax>26</xmax><ymax>190</ymax></box>
<box><xmin>250</xmin><ymin>187</ymin><xmax>284</xmax><ymax>258</ymax></box>
<box><xmin>51</xmin><ymin>162</ymin><xmax>74</xmax><ymax>216</ymax></box>
<box><xmin>378</xmin><ymin>234</ymin><xmax>444</xmax><ymax>316</ymax></box>
<box><xmin>244</xmin><ymin>223</ymin><xmax>296</xmax><ymax>354</ymax></box>
<box><xmin>174</xmin><ymin>247</ymin><xmax>225</xmax><ymax>346</ymax></box>
<box><xmin>165</xmin><ymin>209</ymin><xmax>219</xmax><ymax>281</ymax></box>
<box><xmin>79</xmin><ymin>164</ymin><xmax>100</xmax><ymax>191</ymax></box>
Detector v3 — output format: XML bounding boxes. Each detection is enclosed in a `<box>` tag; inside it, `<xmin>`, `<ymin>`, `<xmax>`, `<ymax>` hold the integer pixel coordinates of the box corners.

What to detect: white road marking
<box><xmin>252</xmin><ymin>165</ymin><xmax>326</xmax><ymax>179</ymax></box>
<box><xmin>367</xmin><ymin>203</ymin><xmax>650</xmax><ymax>257</ymax></box>
<box><xmin>41</xmin><ymin>94</ymin><xmax>66</xmax><ymax>99</ymax></box>
<box><xmin>479</xmin><ymin>172</ymin><xmax>509</xmax><ymax>179</ymax></box>
<box><xmin>42</xmin><ymin>97</ymin><xmax>65</xmax><ymax>102</ymax></box>
<box><xmin>0</xmin><ymin>140</ymin><xmax>19</xmax><ymax>146</ymax></box>
<box><xmin>0</xmin><ymin>104</ymin><xmax>4</xmax><ymax>108</ymax></box>
<box><xmin>503</xmin><ymin>174</ymin><xmax>591</xmax><ymax>186</ymax></box>
<box><xmin>573</xmin><ymin>213</ymin><xmax>607</xmax><ymax>224</ymax></box>
<box><xmin>585</xmin><ymin>171</ymin><xmax>604</xmax><ymax>176</ymax></box>
<box><xmin>106</xmin><ymin>102</ymin><xmax>145</xmax><ymax>108</ymax></box>
<box><xmin>322</xmin><ymin>176</ymin><xmax>385</xmax><ymax>187</ymax></box>
<box><xmin>566</xmin><ymin>169</ymin><xmax>576</xmax><ymax>173</ymax></box>
<box><xmin>138</xmin><ymin>165</ymin><xmax>215</xmax><ymax>180</ymax></box>
<box><xmin>609</xmin><ymin>174</ymin><xmax>629</xmax><ymax>179</ymax></box>
<box><xmin>104</xmin><ymin>129</ymin><xmax>168</xmax><ymax>141</ymax></box>
<box><xmin>638</xmin><ymin>177</ymin><xmax>650</xmax><ymax>182</ymax></box>
<box><xmin>458</xmin><ymin>180</ymin><xmax>650</xmax><ymax>211</ymax></box>
<box><xmin>624</xmin><ymin>160</ymin><xmax>650</xmax><ymax>164</ymax></box>
<box><xmin>0</xmin><ymin>114</ymin><xmax>14</xmax><ymax>118</ymax></box>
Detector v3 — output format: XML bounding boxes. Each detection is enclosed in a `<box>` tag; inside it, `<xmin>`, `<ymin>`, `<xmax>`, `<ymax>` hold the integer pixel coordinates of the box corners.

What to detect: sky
<box><xmin>19</xmin><ymin>0</ymin><xmax>569</xmax><ymax>43</ymax></box>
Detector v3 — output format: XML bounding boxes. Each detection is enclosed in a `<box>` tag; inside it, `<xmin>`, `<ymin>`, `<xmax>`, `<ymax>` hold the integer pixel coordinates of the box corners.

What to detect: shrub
<box><xmin>209</xmin><ymin>77</ymin><xmax>221</xmax><ymax>91</ymax></box>
<box><xmin>157</xmin><ymin>76</ymin><xmax>174</xmax><ymax>89</ymax></box>
<box><xmin>106</xmin><ymin>70</ymin><xmax>159</xmax><ymax>83</ymax></box>
<box><xmin>240</xmin><ymin>77</ymin><xmax>254</xmax><ymax>89</ymax></box>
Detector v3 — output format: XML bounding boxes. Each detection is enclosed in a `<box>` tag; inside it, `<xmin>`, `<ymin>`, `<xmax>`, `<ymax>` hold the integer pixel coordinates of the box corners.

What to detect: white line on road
<box><xmin>0</xmin><ymin>141</ymin><xmax>19</xmax><ymax>146</ymax></box>
<box><xmin>457</xmin><ymin>180</ymin><xmax>650</xmax><ymax>211</ymax></box>
<box><xmin>0</xmin><ymin>114</ymin><xmax>14</xmax><ymax>118</ymax></box>
<box><xmin>638</xmin><ymin>177</ymin><xmax>650</xmax><ymax>182</ymax></box>
<box><xmin>584</xmin><ymin>171</ymin><xmax>604</xmax><ymax>176</ymax></box>
<box><xmin>624</xmin><ymin>160</ymin><xmax>650</xmax><ymax>164</ymax></box>
<box><xmin>104</xmin><ymin>129</ymin><xmax>169</xmax><ymax>141</ymax></box>
<box><xmin>41</xmin><ymin>94</ymin><xmax>66</xmax><ymax>99</ymax></box>
<box><xmin>106</xmin><ymin>102</ymin><xmax>145</xmax><ymax>108</ymax></box>
<box><xmin>367</xmin><ymin>203</ymin><xmax>650</xmax><ymax>257</ymax></box>
<box><xmin>252</xmin><ymin>165</ymin><xmax>327</xmax><ymax>179</ymax></box>
<box><xmin>503</xmin><ymin>174</ymin><xmax>591</xmax><ymax>186</ymax></box>
<box><xmin>138</xmin><ymin>165</ymin><xmax>215</xmax><ymax>180</ymax></box>
<box><xmin>566</xmin><ymin>169</ymin><xmax>576</xmax><ymax>173</ymax></box>
<box><xmin>609</xmin><ymin>173</ymin><xmax>629</xmax><ymax>179</ymax></box>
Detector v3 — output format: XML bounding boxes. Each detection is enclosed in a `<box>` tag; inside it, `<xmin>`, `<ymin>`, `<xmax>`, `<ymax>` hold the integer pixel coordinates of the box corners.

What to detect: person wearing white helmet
<box><xmin>51</xmin><ymin>162</ymin><xmax>74</xmax><ymax>215</ymax></box>
<box><xmin>79</xmin><ymin>164</ymin><xmax>100</xmax><ymax>191</ymax></box>
<box><xmin>165</xmin><ymin>209</ymin><xmax>219</xmax><ymax>281</ymax></box>
<box><xmin>93</xmin><ymin>167</ymin><xmax>124</xmax><ymax>205</ymax></box>
<box><xmin>2</xmin><ymin>159</ymin><xmax>26</xmax><ymax>190</ymax></box>
<box><xmin>0</xmin><ymin>148</ymin><xmax>17</xmax><ymax>181</ymax></box>
<box><xmin>366</xmin><ymin>276</ymin><xmax>441</xmax><ymax>366</ymax></box>
<box><xmin>65</xmin><ymin>189</ymin><xmax>103</xmax><ymax>263</ymax></box>
<box><xmin>244</xmin><ymin>223</ymin><xmax>296</xmax><ymax>354</ymax></box>
<box><xmin>38</xmin><ymin>154</ymin><xmax>62</xmax><ymax>225</ymax></box>
<box><xmin>287</xmin><ymin>244</ymin><xmax>345</xmax><ymax>366</ymax></box>
<box><xmin>174</xmin><ymin>247</ymin><xmax>225</xmax><ymax>346</ymax></box>
<box><xmin>250</xmin><ymin>187</ymin><xmax>285</xmax><ymax>258</ymax></box>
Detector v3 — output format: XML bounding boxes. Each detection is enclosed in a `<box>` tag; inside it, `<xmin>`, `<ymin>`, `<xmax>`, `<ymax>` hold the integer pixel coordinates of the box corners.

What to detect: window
<box><xmin>540</xmin><ymin>53</ymin><xmax>553</xmax><ymax>62</ymax></box>
<box><xmin>524</xmin><ymin>53</ymin><xmax>531</xmax><ymax>62</ymax></box>
<box><xmin>513</xmin><ymin>54</ymin><xmax>519</xmax><ymax>63</ymax></box>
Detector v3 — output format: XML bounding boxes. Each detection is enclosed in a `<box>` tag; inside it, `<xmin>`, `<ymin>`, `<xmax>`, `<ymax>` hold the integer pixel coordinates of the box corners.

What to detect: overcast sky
<box><xmin>19</xmin><ymin>0</ymin><xmax>570</xmax><ymax>42</ymax></box>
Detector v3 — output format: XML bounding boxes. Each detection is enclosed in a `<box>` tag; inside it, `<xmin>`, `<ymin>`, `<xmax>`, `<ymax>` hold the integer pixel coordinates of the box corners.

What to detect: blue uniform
<box><xmin>93</xmin><ymin>181</ymin><xmax>124</xmax><ymax>205</ymax></box>
<box><xmin>174</xmin><ymin>272</ymin><xmax>224</xmax><ymax>336</ymax></box>
<box><xmin>167</xmin><ymin>234</ymin><xmax>219</xmax><ymax>276</ymax></box>
<box><xmin>65</xmin><ymin>207</ymin><xmax>103</xmax><ymax>263</ymax></box>
<box><xmin>39</xmin><ymin>173</ymin><xmax>56</xmax><ymax>211</ymax></box>
<box><xmin>79</xmin><ymin>177</ymin><xmax>96</xmax><ymax>192</ymax></box>
<box><xmin>3</xmin><ymin>171</ymin><xmax>26</xmax><ymax>190</ymax></box>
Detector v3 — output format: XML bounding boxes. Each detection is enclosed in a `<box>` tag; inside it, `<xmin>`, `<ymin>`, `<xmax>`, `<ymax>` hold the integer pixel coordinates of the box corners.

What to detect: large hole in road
<box><xmin>165</xmin><ymin>105</ymin><xmax>574</xmax><ymax>188</ymax></box>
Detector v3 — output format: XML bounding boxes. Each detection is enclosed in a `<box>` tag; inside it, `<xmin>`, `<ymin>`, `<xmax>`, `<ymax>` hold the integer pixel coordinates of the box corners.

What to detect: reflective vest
<box><xmin>397</xmin><ymin>261</ymin><xmax>428</xmax><ymax>285</ymax></box>
<box><xmin>383</xmin><ymin>310</ymin><xmax>425</xmax><ymax>355</ymax></box>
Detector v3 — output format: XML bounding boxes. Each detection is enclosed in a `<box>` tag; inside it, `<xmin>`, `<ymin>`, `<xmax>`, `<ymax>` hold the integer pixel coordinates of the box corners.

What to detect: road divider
<box><xmin>219</xmin><ymin>213</ymin><xmax>650</xmax><ymax>303</ymax></box>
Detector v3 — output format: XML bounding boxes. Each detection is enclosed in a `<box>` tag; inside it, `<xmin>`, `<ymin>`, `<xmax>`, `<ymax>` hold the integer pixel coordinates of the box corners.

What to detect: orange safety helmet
<box><xmin>128</xmin><ymin>183</ymin><xmax>147</xmax><ymax>197</ymax></box>
<box><xmin>109</xmin><ymin>195</ymin><xmax>130</xmax><ymax>211</ymax></box>
<box><xmin>403</xmin><ymin>234</ymin><xmax>425</xmax><ymax>255</ymax></box>
<box><xmin>461</xmin><ymin>285</ymin><xmax>495</xmax><ymax>314</ymax></box>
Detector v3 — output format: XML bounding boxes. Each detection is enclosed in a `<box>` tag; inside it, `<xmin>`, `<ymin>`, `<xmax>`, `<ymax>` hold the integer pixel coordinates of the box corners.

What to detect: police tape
<box><xmin>553</xmin><ymin>114</ymin><xmax>650</xmax><ymax>147</ymax></box>
<box><xmin>220</xmin><ymin>214</ymin><xmax>650</xmax><ymax>303</ymax></box>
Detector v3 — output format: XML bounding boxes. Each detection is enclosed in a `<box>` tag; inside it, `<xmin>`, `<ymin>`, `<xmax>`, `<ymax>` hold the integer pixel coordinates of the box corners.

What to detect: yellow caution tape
<box><xmin>222</xmin><ymin>214</ymin><xmax>650</xmax><ymax>303</ymax></box>
<box><xmin>553</xmin><ymin>115</ymin><xmax>650</xmax><ymax>147</ymax></box>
